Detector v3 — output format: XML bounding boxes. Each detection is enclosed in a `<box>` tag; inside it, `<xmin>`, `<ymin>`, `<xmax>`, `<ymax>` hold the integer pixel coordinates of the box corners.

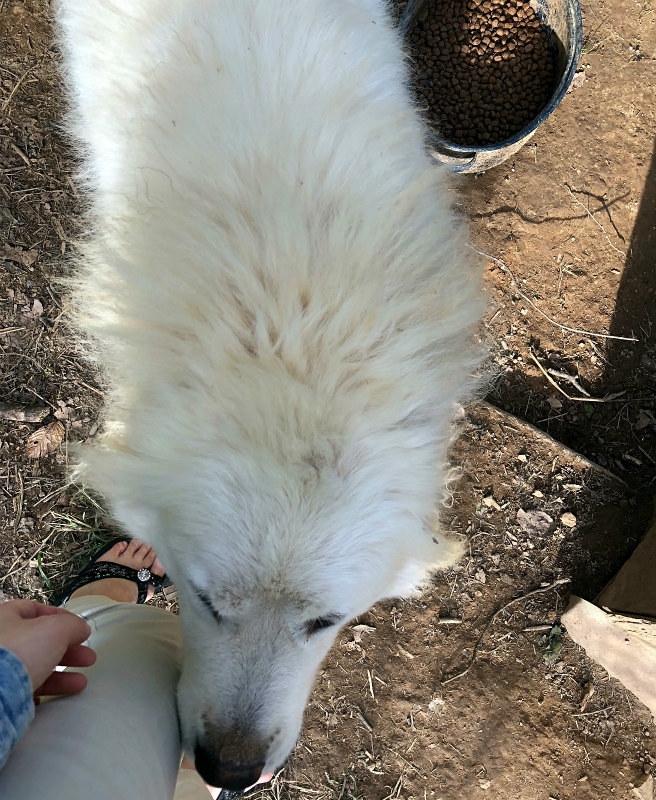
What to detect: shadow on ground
<box><xmin>603</xmin><ymin>140</ymin><xmax>656</xmax><ymax>400</ymax></box>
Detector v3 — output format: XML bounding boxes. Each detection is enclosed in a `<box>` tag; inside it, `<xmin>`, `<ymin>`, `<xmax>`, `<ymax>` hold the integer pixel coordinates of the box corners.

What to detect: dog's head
<box><xmin>78</xmin><ymin>353</ymin><xmax>470</xmax><ymax>788</ymax></box>
<box><xmin>86</xmin><ymin>430</ymin><xmax>462</xmax><ymax>791</ymax></box>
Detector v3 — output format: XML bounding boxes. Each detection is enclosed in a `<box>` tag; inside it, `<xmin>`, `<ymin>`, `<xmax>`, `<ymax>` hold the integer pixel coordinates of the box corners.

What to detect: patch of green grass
<box><xmin>38</xmin><ymin>486</ymin><xmax>117</xmax><ymax>598</ymax></box>
<box><xmin>323</xmin><ymin>771</ymin><xmax>365</xmax><ymax>800</ymax></box>
<box><xmin>542</xmin><ymin>625</ymin><xmax>563</xmax><ymax>664</ymax></box>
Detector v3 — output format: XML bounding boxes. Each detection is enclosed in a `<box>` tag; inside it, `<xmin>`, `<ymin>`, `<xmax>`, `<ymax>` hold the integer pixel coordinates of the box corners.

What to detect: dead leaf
<box><xmin>25</xmin><ymin>420</ymin><xmax>65</xmax><ymax>458</ymax></box>
<box><xmin>0</xmin><ymin>402</ymin><xmax>49</xmax><ymax>423</ymax></box>
<box><xmin>580</xmin><ymin>681</ymin><xmax>595</xmax><ymax>712</ymax></box>
<box><xmin>351</xmin><ymin>623</ymin><xmax>376</xmax><ymax>643</ymax></box>
<box><xmin>1</xmin><ymin>244</ymin><xmax>38</xmax><ymax>268</ymax></box>
<box><xmin>636</xmin><ymin>410</ymin><xmax>655</xmax><ymax>431</ymax></box>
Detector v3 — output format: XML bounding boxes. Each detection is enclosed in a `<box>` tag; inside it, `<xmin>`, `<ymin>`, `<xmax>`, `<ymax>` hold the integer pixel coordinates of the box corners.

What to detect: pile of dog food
<box><xmin>405</xmin><ymin>0</ymin><xmax>558</xmax><ymax>146</ymax></box>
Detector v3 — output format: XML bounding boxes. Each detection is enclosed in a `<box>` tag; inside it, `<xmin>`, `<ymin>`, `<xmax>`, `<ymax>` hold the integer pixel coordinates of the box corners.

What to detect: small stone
<box><xmin>632</xmin><ymin>774</ymin><xmax>653</xmax><ymax>800</ymax></box>
<box><xmin>517</xmin><ymin>508</ymin><xmax>556</xmax><ymax>536</ymax></box>
<box><xmin>561</xmin><ymin>512</ymin><xmax>577</xmax><ymax>528</ymax></box>
<box><xmin>428</xmin><ymin>697</ymin><xmax>445</xmax><ymax>712</ymax></box>
<box><xmin>483</xmin><ymin>495</ymin><xmax>502</xmax><ymax>511</ymax></box>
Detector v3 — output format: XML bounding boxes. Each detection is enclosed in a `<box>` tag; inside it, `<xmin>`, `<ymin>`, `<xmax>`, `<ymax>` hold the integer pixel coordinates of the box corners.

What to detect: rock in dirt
<box><xmin>631</xmin><ymin>773</ymin><xmax>653</xmax><ymax>800</ymax></box>
<box><xmin>516</xmin><ymin>508</ymin><xmax>556</xmax><ymax>536</ymax></box>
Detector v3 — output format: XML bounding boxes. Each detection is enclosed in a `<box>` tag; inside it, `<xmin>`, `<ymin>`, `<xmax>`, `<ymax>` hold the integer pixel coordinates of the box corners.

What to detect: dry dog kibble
<box><xmin>404</xmin><ymin>0</ymin><xmax>558</xmax><ymax>146</ymax></box>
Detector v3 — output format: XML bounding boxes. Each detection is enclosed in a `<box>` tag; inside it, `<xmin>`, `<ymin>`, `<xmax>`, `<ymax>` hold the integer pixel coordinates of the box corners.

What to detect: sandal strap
<box><xmin>55</xmin><ymin>560</ymin><xmax>167</xmax><ymax>606</ymax></box>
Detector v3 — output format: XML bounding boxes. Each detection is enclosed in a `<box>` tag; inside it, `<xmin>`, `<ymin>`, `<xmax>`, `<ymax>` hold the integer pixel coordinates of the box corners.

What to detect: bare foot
<box><xmin>69</xmin><ymin>540</ymin><xmax>166</xmax><ymax>603</ymax></box>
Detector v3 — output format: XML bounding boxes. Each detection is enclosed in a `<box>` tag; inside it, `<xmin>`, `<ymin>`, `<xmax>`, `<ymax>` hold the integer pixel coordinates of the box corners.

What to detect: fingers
<box><xmin>4</xmin><ymin>599</ymin><xmax>92</xmax><ymax>643</ymax></box>
<box><xmin>29</xmin><ymin>604</ymin><xmax>83</xmax><ymax>619</ymax></box>
<box><xmin>59</xmin><ymin>643</ymin><xmax>97</xmax><ymax>668</ymax></box>
<box><xmin>39</xmin><ymin>610</ymin><xmax>92</xmax><ymax>649</ymax></box>
<box><xmin>36</xmin><ymin>670</ymin><xmax>88</xmax><ymax>697</ymax></box>
<box><xmin>1</xmin><ymin>599</ymin><xmax>51</xmax><ymax>620</ymax></box>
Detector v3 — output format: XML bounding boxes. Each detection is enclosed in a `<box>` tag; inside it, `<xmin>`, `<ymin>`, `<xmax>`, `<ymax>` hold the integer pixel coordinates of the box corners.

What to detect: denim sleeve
<box><xmin>0</xmin><ymin>647</ymin><xmax>34</xmax><ymax>770</ymax></box>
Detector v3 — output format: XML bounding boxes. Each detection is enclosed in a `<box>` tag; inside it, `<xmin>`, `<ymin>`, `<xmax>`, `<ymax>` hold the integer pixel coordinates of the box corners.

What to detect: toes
<box><xmin>98</xmin><ymin>541</ymin><xmax>128</xmax><ymax>563</ymax></box>
<box><xmin>136</xmin><ymin>543</ymin><xmax>155</xmax><ymax>566</ymax></box>
<box><xmin>97</xmin><ymin>537</ymin><xmax>166</xmax><ymax>584</ymax></box>
<box><xmin>126</xmin><ymin>539</ymin><xmax>154</xmax><ymax>564</ymax></box>
<box><xmin>126</xmin><ymin>538</ymin><xmax>144</xmax><ymax>557</ymax></box>
<box><xmin>150</xmin><ymin>555</ymin><xmax>166</xmax><ymax>577</ymax></box>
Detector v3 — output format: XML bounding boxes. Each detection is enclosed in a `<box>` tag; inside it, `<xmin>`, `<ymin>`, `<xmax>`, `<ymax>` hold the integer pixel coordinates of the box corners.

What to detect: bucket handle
<box><xmin>428</xmin><ymin>142</ymin><xmax>478</xmax><ymax>172</ymax></box>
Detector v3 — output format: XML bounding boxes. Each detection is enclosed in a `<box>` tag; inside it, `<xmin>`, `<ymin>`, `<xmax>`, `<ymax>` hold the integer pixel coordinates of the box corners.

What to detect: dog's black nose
<box><xmin>194</xmin><ymin>745</ymin><xmax>264</xmax><ymax>791</ymax></box>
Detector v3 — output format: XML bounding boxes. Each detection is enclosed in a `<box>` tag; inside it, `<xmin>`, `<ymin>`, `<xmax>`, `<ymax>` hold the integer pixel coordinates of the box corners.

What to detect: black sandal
<box><xmin>218</xmin><ymin>784</ymin><xmax>270</xmax><ymax>799</ymax></box>
<box><xmin>53</xmin><ymin>537</ymin><xmax>172</xmax><ymax>606</ymax></box>
<box><xmin>217</xmin><ymin>766</ymin><xmax>285</xmax><ymax>799</ymax></box>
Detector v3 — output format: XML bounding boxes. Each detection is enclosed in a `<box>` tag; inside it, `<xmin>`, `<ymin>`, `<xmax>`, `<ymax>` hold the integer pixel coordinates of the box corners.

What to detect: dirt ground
<box><xmin>1</xmin><ymin>0</ymin><xmax>655</xmax><ymax>798</ymax></box>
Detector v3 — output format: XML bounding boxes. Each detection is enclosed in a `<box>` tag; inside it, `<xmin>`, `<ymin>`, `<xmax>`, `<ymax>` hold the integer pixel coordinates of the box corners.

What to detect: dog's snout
<box><xmin>195</xmin><ymin>744</ymin><xmax>265</xmax><ymax>791</ymax></box>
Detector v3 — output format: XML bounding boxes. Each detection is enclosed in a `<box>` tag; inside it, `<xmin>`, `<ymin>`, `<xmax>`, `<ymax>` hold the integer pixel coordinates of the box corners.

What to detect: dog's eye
<box><xmin>196</xmin><ymin>590</ymin><xmax>223</xmax><ymax>624</ymax></box>
<box><xmin>304</xmin><ymin>616</ymin><xmax>340</xmax><ymax>636</ymax></box>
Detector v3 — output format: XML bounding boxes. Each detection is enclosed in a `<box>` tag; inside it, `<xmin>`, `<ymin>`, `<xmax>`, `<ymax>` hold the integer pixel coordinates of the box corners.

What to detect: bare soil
<box><xmin>1</xmin><ymin>1</ymin><xmax>655</xmax><ymax>798</ymax></box>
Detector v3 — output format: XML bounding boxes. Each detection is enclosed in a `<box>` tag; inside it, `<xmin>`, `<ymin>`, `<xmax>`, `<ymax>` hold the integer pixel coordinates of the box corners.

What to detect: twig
<box><xmin>530</xmin><ymin>350</ymin><xmax>644</xmax><ymax>404</ymax></box>
<box><xmin>447</xmin><ymin>741</ymin><xmax>465</xmax><ymax>757</ymax></box>
<box><xmin>441</xmin><ymin>578</ymin><xmax>571</xmax><ymax>685</ymax></box>
<box><xmin>565</xmin><ymin>184</ymin><xmax>626</xmax><ymax>258</ymax></box>
<box><xmin>9</xmin><ymin>142</ymin><xmax>31</xmax><ymax>167</ymax></box>
<box><xmin>571</xmin><ymin>706</ymin><xmax>614</xmax><ymax>718</ymax></box>
<box><xmin>12</xmin><ymin>468</ymin><xmax>24</xmax><ymax>539</ymax></box>
<box><xmin>1</xmin><ymin>530</ymin><xmax>56</xmax><ymax>583</ymax></box>
<box><xmin>1</xmin><ymin>64</ymin><xmax>37</xmax><ymax>112</ymax></box>
<box><xmin>548</xmin><ymin>368</ymin><xmax>590</xmax><ymax>397</ymax></box>
<box><xmin>73</xmin><ymin>379</ymin><xmax>104</xmax><ymax>397</ymax></box>
<box><xmin>470</xmin><ymin>246</ymin><xmax>638</xmax><ymax>343</ymax></box>
<box><xmin>354</xmin><ymin>707</ymin><xmax>373</xmax><ymax>732</ymax></box>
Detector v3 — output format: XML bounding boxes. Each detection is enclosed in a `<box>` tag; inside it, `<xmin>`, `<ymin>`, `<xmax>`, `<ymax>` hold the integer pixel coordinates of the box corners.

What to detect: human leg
<box><xmin>0</xmin><ymin>542</ymin><xmax>184</xmax><ymax>800</ymax></box>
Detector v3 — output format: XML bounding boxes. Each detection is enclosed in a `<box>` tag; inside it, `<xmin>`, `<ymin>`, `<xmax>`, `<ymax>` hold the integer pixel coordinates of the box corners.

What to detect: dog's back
<box><xmin>58</xmin><ymin>0</ymin><xmax>481</xmax><ymax>438</ymax></box>
<box><xmin>57</xmin><ymin>0</ymin><xmax>483</xmax><ymax>783</ymax></box>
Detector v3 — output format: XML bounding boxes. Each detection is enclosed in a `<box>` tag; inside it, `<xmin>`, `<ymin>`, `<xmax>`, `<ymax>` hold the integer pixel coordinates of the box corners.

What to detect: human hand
<box><xmin>0</xmin><ymin>599</ymin><xmax>96</xmax><ymax>697</ymax></box>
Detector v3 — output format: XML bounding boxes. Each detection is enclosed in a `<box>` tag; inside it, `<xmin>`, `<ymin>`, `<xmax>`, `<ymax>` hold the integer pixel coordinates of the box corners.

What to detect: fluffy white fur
<box><xmin>56</xmin><ymin>0</ymin><xmax>483</xmax><ymax>788</ymax></box>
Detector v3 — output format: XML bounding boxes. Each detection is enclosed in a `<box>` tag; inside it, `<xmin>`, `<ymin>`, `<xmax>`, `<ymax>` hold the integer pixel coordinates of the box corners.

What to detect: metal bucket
<box><xmin>399</xmin><ymin>0</ymin><xmax>582</xmax><ymax>173</ymax></box>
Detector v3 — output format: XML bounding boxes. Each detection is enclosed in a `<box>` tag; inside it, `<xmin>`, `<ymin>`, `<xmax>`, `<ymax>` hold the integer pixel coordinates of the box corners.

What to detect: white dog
<box><xmin>57</xmin><ymin>0</ymin><xmax>483</xmax><ymax>790</ymax></box>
